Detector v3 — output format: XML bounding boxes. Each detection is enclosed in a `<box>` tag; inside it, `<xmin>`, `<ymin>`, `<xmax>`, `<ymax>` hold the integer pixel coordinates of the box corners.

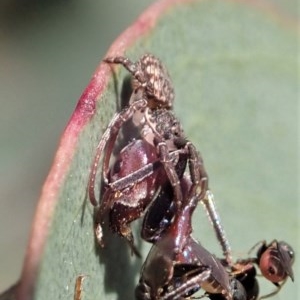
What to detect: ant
<box><xmin>88</xmin><ymin>54</ymin><xmax>231</xmax><ymax>260</ymax></box>
<box><xmin>225</xmin><ymin>240</ymin><xmax>294</xmax><ymax>300</ymax></box>
<box><xmin>135</xmin><ymin>165</ymin><xmax>294</xmax><ymax>299</ymax></box>
<box><xmin>135</xmin><ymin>171</ymin><xmax>242</xmax><ymax>300</ymax></box>
<box><xmin>94</xmin><ymin>138</ymin><xmax>186</xmax><ymax>255</ymax></box>
<box><xmin>136</xmin><ymin>184</ymin><xmax>295</xmax><ymax>300</ymax></box>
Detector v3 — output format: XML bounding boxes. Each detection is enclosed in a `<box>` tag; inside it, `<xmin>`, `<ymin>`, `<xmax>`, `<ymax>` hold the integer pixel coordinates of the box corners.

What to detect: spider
<box><xmin>88</xmin><ymin>54</ymin><xmax>213</xmax><ymax>253</ymax></box>
<box><xmin>88</xmin><ymin>54</ymin><xmax>191</xmax><ymax>208</ymax></box>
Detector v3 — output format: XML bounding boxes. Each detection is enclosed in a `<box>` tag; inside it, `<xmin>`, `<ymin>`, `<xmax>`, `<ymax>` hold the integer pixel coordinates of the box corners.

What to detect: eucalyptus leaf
<box><xmin>19</xmin><ymin>0</ymin><xmax>298</xmax><ymax>299</ymax></box>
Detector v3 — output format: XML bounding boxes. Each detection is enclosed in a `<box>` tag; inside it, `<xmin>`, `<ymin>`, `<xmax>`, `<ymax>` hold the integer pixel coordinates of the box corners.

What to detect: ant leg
<box><xmin>258</xmin><ymin>281</ymin><xmax>285</xmax><ymax>300</ymax></box>
<box><xmin>156</xmin><ymin>141</ymin><xmax>183</xmax><ymax>211</ymax></box>
<box><xmin>161</xmin><ymin>267</ymin><xmax>211</xmax><ymax>300</ymax></box>
<box><xmin>184</xmin><ymin>143</ymin><xmax>232</xmax><ymax>263</ymax></box>
<box><xmin>247</xmin><ymin>240</ymin><xmax>267</xmax><ymax>256</ymax></box>
<box><xmin>109</xmin><ymin>160</ymin><xmax>161</xmax><ymax>192</ymax></box>
<box><xmin>88</xmin><ymin>98</ymin><xmax>147</xmax><ymax>206</ymax></box>
<box><xmin>202</xmin><ymin>191</ymin><xmax>233</xmax><ymax>266</ymax></box>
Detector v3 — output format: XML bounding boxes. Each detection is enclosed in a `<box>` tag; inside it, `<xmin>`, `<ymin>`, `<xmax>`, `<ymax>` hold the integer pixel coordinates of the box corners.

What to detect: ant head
<box><xmin>258</xmin><ymin>240</ymin><xmax>294</xmax><ymax>283</ymax></box>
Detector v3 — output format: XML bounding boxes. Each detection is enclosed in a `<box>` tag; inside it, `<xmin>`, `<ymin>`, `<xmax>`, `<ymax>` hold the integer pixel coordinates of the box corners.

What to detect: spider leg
<box><xmin>109</xmin><ymin>160</ymin><xmax>161</xmax><ymax>192</ymax></box>
<box><xmin>104</xmin><ymin>56</ymin><xmax>137</xmax><ymax>74</ymax></box>
<box><xmin>185</xmin><ymin>142</ymin><xmax>209</xmax><ymax>201</ymax></box>
<box><xmin>88</xmin><ymin>98</ymin><xmax>147</xmax><ymax>206</ymax></box>
<box><xmin>202</xmin><ymin>191</ymin><xmax>232</xmax><ymax>265</ymax></box>
<box><xmin>109</xmin><ymin>149</ymin><xmax>183</xmax><ymax>192</ymax></box>
<box><xmin>104</xmin><ymin>56</ymin><xmax>146</xmax><ymax>85</ymax></box>
<box><xmin>183</xmin><ymin>143</ymin><xmax>232</xmax><ymax>264</ymax></box>
<box><xmin>161</xmin><ymin>267</ymin><xmax>211</xmax><ymax>300</ymax></box>
<box><xmin>181</xmin><ymin>142</ymin><xmax>232</xmax><ymax>264</ymax></box>
<box><xmin>156</xmin><ymin>141</ymin><xmax>183</xmax><ymax>211</ymax></box>
<box><xmin>101</xmin><ymin>99</ymin><xmax>147</xmax><ymax>182</ymax></box>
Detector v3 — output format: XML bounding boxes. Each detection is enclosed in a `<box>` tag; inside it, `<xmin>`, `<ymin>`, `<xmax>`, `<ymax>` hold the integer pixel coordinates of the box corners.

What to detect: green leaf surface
<box><xmin>18</xmin><ymin>0</ymin><xmax>298</xmax><ymax>299</ymax></box>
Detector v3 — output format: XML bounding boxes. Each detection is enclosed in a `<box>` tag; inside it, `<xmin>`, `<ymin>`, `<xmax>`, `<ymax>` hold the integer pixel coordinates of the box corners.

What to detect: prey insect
<box><xmin>135</xmin><ymin>169</ymin><xmax>241</xmax><ymax>300</ymax></box>
<box><xmin>135</xmin><ymin>163</ymin><xmax>294</xmax><ymax>299</ymax></box>
<box><xmin>233</xmin><ymin>240</ymin><xmax>294</xmax><ymax>300</ymax></box>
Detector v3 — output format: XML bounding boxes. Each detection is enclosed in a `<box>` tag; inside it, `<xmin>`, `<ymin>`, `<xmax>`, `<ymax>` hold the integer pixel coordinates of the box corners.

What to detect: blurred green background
<box><xmin>0</xmin><ymin>0</ymin><xmax>297</xmax><ymax>292</ymax></box>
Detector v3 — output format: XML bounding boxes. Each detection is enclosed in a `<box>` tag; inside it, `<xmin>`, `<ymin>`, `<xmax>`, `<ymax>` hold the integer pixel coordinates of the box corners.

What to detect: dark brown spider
<box><xmin>88</xmin><ymin>54</ymin><xmax>186</xmax><ymax>208</ymax></box>
<box><xmin>88</xmin><ymin>54</ymin><xmax>213</xmax><ymax>252</ymax></box>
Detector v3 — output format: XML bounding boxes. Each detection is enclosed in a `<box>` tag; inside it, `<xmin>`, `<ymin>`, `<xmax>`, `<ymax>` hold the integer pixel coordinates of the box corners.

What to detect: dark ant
<box><xmin>206</xmin><ymin>240</ymin><xmax>294</xmax><ymax>300</ymax></box>
<box><xmin>135</xmin><ymin>174</ymin><xmax>242</xmax><ymax>300</ymax></box>
<box><xmin>234</xmin><ymin>240</ymin><xmax>294</xmax><ymax>300</ymax></box>
<box><xmin>88</xmin><ymin>54</ymin><xmax>232</xmax><ymax>260</ymax></box>
<box><xmin>137</xmin><ymin>189</ymin><xmax>295</xmax><ymax>300</ymax></box>
<box><xmin>71</xmin><ymin>241</ymin><xmax>294</xmax><ymax>300</ymax></box>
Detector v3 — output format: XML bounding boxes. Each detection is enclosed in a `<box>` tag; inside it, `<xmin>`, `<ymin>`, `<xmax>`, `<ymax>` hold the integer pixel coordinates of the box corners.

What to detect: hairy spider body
<box><xmin>105</xmin><ymin>54</ymin><xmax>175</xmax><ymax>109</ymax></box>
